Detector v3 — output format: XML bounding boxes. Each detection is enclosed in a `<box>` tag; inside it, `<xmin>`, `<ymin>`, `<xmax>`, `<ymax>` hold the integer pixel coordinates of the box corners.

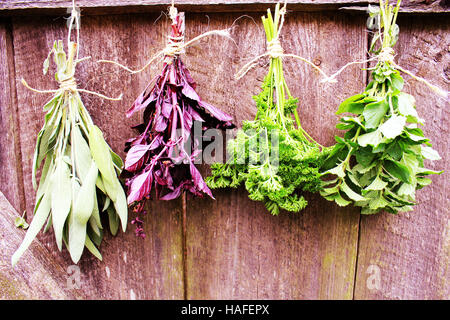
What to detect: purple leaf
<box><xmin>154</xmin><ymin>115</ymin><xmax>168</xmax><ymax>132</ymax></box>
<box><xmin>181</xmin><ymin>81</ymin><xmax>200</xmax><ymax>101</ymax></box>
<box><xmin>125</xmin><ymin>144</ymin><xmax>151</xmax><ymax>172</ymax></box>
<box><xmin>160</xmin><ymin>184</ymin><xmax>183</xmax><ymax>200</ymax></box>
<box><xmin>127</xmin><ymin>170</ymin><xmax>153</xmax><ymax>205</ymax></box>
<box><xmin>190</xmin><ymin>163</ymin><xmax>214</xmax><ymax>199</ymax></box>
<box><xmin>198</xmin><ymin>101</ymin><xmax>233</xmax><ymax>123</ymax></box>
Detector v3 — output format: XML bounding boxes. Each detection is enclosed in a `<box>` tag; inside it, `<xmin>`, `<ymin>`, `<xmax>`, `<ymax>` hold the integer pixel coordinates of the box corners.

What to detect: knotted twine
<box><xmin>21</xmin><ymin>5</ymin><xmax>123</xmax><ymax>101</ymax></box>
<box><xmin>97</xmin><ymin>5</ymin><xmax>232</xmax><ymax>74</ymax></box>
<box><xmin>324</xmin><ymin>45</ymin><xmax>448</xmax><ymax>98</ymax></box>
<box><xmin>21</xmin><ymin>63</ymin><xmax>123</xmax><ymax>101</ymax></box>
<box><xmin>235</xmin><ymin>4</ymin><xmax>335</xmax><ymax>82</ymax></box>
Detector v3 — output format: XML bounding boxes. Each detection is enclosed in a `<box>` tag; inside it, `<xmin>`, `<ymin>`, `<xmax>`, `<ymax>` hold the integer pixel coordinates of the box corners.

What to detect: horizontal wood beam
<box><xmin>0</xmin><ymin>0</ymin><xmax>448</xmax><ymax>15</ymax></box>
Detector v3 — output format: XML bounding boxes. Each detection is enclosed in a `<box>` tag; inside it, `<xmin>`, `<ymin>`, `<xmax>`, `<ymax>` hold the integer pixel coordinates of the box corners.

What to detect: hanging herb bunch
<box><xmin>122</xmin><ymin>8</ymin><xmax>234</xmax><ymax>235</ymax></box>
<box><xmin>207</xmin><ymin>4</ymin><xmax>330</xmax><ymax>215</ymax></box>
<box><xmin>320</xmin><ymin>0</ymin><xmax>443</xmax><ymax>214</ymax></box>
<box><xmin>12</xmin><ymin>11</ymin><xmax>127</xmax><ymax>266</ymax></box>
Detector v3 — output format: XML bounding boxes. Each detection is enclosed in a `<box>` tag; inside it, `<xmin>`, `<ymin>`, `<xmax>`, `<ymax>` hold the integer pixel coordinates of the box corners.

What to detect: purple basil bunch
<box><xmin>123</xmin><ymin>13</ymin><xmax>234</xmax><ymax>234</ymax></box>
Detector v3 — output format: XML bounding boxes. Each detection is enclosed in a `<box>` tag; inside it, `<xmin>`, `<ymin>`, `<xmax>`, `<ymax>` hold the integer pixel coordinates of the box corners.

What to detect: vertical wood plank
<box><xmin>354</xmin><ymin>15</ymin><xmax>449</xmax><ymax>300</ymax></box>
<box><xmin>184</xmin><ymin>11</ymin><xmax>366</xmax><ymax>299</ymax></box>
<box><xmin>0</xmin><ymin>20</ymin><xmax>24</xmax><ymax>212</ymax></box>
<box><xmin>11</xmin><ymin>13</ymin><xmax>183</xmax><ymax>299</ymax></box>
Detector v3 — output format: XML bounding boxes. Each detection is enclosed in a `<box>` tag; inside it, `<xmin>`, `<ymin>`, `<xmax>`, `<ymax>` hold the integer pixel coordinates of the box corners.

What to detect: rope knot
<box><xmin>268</xmin><ymin>38</ymin><xmax>284</xmax><ymax>59</ymax></box>
<box><xmin>378</xmin><ymin>47</ymin><xmax>395</xmax><ymax>63</ymax></box>
<box><xmin>163</xmin><ymin>34</ymin><xmax>185</xmax><ymax>64</ymax></box>
<box><xmin>59</xmin><ymin>77</ymin><xmax>78</xmax><ymax>92</ymax></box>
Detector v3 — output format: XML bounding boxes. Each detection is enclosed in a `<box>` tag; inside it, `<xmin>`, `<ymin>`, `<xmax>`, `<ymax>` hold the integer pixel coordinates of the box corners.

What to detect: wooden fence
<box><xmin>0</xmin><ymin>0</ymin><xmax>448</xmax><ymax>299</ymax></box>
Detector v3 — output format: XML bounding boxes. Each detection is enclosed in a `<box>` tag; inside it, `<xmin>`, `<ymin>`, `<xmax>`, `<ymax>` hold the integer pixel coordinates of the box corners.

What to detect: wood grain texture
<box><xmin>0</xmin><ymin>191</ymin><xmax>87</xmax><ymax>299</ymax></box>
<box><xmin>0</xmin><ymin>0</ymin><xmax>448</xmax><ymax>14</ymax></box>
<box><xmin>11</xmin><ymin>13</ymin><xmax>184</xmax><ymax>299</ymax></box>
<box><xmin>183</xmin><ymin>11</ymin><xmax>366</xmax><ymax>299</ymax></box>
<box><xmin>0</xmin><ymin>20</ymin><xmax>24</xmax><ymax>212</ymax></box>
<box><xmin>354</xmin><ymin>14</ymin><xmax>449</xmax><ymax>300</ymax></box>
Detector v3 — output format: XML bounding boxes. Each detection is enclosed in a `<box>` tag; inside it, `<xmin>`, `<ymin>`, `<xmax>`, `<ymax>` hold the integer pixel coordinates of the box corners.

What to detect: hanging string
<box><xmin>21</xmin><ymin>77</ymin><xmax>123</xmax><ymax>101</ymax></box>
<box><xmin>98</xmin><ymin>4</ymin><xmax>232</xmax><ymax>74</ymax></box>
<box><xmin>21</xmin><ymin>2</ymin><xmax>123</xmax><ymax>101</ymax></box>
<box><xmin>323</xmin><ymin>46</ymin><xmax>447</xmax><ymax>98</ymax></box>
<box><xmin>235</xmin><ymin>3</ymin><xmax>334</xmax><ymax>82</ymax></box>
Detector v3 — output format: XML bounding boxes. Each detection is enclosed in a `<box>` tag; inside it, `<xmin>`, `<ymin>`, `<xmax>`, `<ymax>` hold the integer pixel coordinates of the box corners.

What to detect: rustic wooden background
<box><xmin>0</xmin><ymin>0</ymin><xmax>448</xmax><ymax>299</ymax></box>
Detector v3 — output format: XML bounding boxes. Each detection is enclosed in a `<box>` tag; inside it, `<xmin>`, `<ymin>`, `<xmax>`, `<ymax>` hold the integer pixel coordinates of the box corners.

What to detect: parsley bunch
<box><xmin>320</xmin><ymin>0</ymin><xmax>442</xmax><ymax>214</ymax></box>
<box><xmin>207</xmin><ymin>5</ymin><xmax>329</xmax><ymax>215</ymax></box>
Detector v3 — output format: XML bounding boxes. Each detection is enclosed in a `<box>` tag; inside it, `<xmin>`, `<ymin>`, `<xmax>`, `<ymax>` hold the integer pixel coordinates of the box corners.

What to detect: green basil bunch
<box><xmin>320</xmin><ymin>0</ymin><xmax>442</xmax><ymax>214</ymax></box>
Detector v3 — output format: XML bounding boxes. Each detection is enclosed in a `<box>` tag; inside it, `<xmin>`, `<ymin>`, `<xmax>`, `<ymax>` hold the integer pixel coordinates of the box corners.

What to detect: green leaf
<box><xmin>68</xmin><ymin>211</ymin><xmax>87</xmax><ymax>264</ymax></box>
<box><xmin>421</xmin><ymin>146</ymin><xmax>441</xmax><ymax>161</ymax></box>
<box><xmin>326</xmin><ymin>162</ymin><xmax>346</xmax><ymax>178</ymax></box>
<box><xmin>65</xmin><ymin>179</ymin><xmax>86</xmax><ymax>263</ymax></box>
<box><xmin>363</xmin><ymin>99</ymin><xmax>389</xmax><ymax>129</ymax></box>
<box><xmin>102</xmin><ymin>196</ymin><xmax>111</xmax><ymax>212</ymax></box>
<box><xmin>12</xmin><ymin>186</ymin><xmax>52</xmax><ymax>266</ymax></box>
<box><xmin>355</xmin><ymin>147</ymin><xmax>375</xmax><ymax>167</ymax></box>
<box><xmin>416</xmin><ymin>177</ymin><xmax>432</xmax><ymax>188</ymax></box>
<box><xmin>390</xmin><ymin>72</ymin><xmax>404</xmax><ymax>91</ymax></box>
<box><xmin>365</xmin><ymin>176</ymin><xmax>388</xmax><ymax>191</ymax></box>
<box><xmin>380</xmin><ymin>115</ymin><xmax>406</xmax><ymax>139</ymax></box>
<box><xmin>14</xmin><ymin>215</ymin><xmax>29</xmax><ymax>230</ymax></box>
<box><xmin>341</xmin><ymin>181</ymin><xmax>366</xmax><ymax>201</ymax></box>
<box><xmin>398</xmin><ymin>182</ymin><xmax>415</xmax><ymax>197</ymax></box>
<box><xmin>358</xmin><ymin>129</ymin><xmax>383</xmax><ymax>147</ymax></box>
<box><xmin>383</xmin><ymin>159</ymin><xmax>411</xmax><ymax>183</ymax></box>
<box><xmin>396</xmin><ymin>93</ymin><xmax>418</xmax><ymax>118</ymax></box>
<box><xmin>336</xmin><ymin>94</ymin><xmax>365</xmax><ymax>115</ymax></box>
<box><xmin>416</xmin><ymin>167</ymin><xmax>443</xmax><ymax>176</ymax></box>
<box><xmin>110</xmin><ymin>150</ymin><xmax>124</xmax><ymax>172</ymax></box>
<box><xmin>353</xmin><ymin>161</ymin><xmax>377</xmax><ymax>174</ymax></box>
<box><xmin>89</xmin><ymin>125</ymin><xmax>118</xmax><ymax>202</ymax></box>
<box><xmin>385</xmin><ymin>141</ymin><xmax>403</xmax><ymax>161</ymax></box>
<box><xmin>32</xmin><ymin>107</ymin><xmax>59</xmax><ymax>189</ymax></box>
<box><xmin>369</xmin><ymin>194</ymin><xmax>389</xmax><ymax>210</ymax></box>
<box><xmin>51</xmin><ymin>159</ymin><xmax>72</xmax><ymax>251</ymax></box>
<box><xmin>84</xmin><ymin>235</ymin><xmax>103</xmax><ymax>261</ymax></box>
<box><xmin>74</xmin><ymin>161</ymin><xmax>98</xmax><ymax>225</ymax></box>
<box><xmin>91</xmin><ymin>192</ymin><xmax>102</xmax><ymax>229</ymax></box>
<box><xmin>73</xmin><ymin>126</ymin><xmax>92</xmax><ymax>182</ymax></box>
<box><xmin>360</xmin><ymin>207</ymin><xmax>380</xmax><ymax>215</ymax></box>
<box><xmin>107</xmin><ymin>206</ymin><xmax>119</xmax><ymax>236</ymax></box>
<box><xmin>335</xmin><ymin>193</ymin><xmax>352</xmax><ymax>206</ymax></box>
<box><xmin>113</xmin><ymin>183</ymin><xmax>128</xmax><ymax>232</ymax></box>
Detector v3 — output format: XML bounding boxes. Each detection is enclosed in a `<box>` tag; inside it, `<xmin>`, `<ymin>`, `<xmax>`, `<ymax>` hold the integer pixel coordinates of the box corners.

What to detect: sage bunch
<box><xmin>12</xmin><ymin>40</ymin><xmax>127</xmax><ymax>266</ymax></box>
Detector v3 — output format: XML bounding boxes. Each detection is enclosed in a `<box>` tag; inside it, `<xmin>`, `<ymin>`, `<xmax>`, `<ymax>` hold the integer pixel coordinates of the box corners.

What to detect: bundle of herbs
<box><xmin>123</xmin><ymin>9</ymin><xmax>235</xmax><ymax>230</ymax></box>
<box><xmin>12</xmin><ymin>28</ymin><xmax>127</xmax><ymax>265</ymax></box>
<box><xmin>320</xmin><ymin>0</ymin><xmax>443</xmax><ymax>214</ymax></box>
<box><xmin>207</xmin><ymin>4</ymin><xmax>330</xmax><ymax>215</ymax></box>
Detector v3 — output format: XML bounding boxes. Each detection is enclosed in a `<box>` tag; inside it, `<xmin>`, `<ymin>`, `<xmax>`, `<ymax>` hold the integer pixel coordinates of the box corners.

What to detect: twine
<box><xmin>234</xmin><ymin>3</ymin><xmax>333</xmax><ymax>82</ymax></box>
<box><xmin>21</xmin><ymin>76</ymin><xmax>123</xmax><ymax>101</ymax></box>
<box><xmin>324</xmin><ymin>47</ymin><xmax>448</xmax><ymax>98</ymax></box>
<box><xmin>267</xmin><ymin>38</ymin><xmax>284</xmax><ymax>58</ymax></box>
<box><xmin>98</xmin><ymin>5</ymin><xmax>232</xmax><ymax>74</ymax></box>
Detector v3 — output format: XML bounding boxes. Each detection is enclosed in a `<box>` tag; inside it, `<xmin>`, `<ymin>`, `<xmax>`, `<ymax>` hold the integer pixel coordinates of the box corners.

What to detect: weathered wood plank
<box><xmin>11</xmin><ymin>13</ymin><xmax>184</xmax><ymax>299</ymax></box>
<box><xmin>354</xmin><ymin>14</ymin><xmax>449</xmax><ymax>300</ymax></box>
<box><xmin>0</xmin><ymin>0</ymin><xmax>448</xmax><ymax>14</ymax></box>
<box><xmin>184</xmin><ymin>11</ymin><xmax>365</xmax><ymax>299</ymax></box>
<box><xmin>0</xmin><ymin>191</ymin><xmax>88</xmax><ymax>299</ymax></box>
<box><xmin>0</xmin><ymin>20</ymin><xmax>24</xmax><ymax>213</ymax></box>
